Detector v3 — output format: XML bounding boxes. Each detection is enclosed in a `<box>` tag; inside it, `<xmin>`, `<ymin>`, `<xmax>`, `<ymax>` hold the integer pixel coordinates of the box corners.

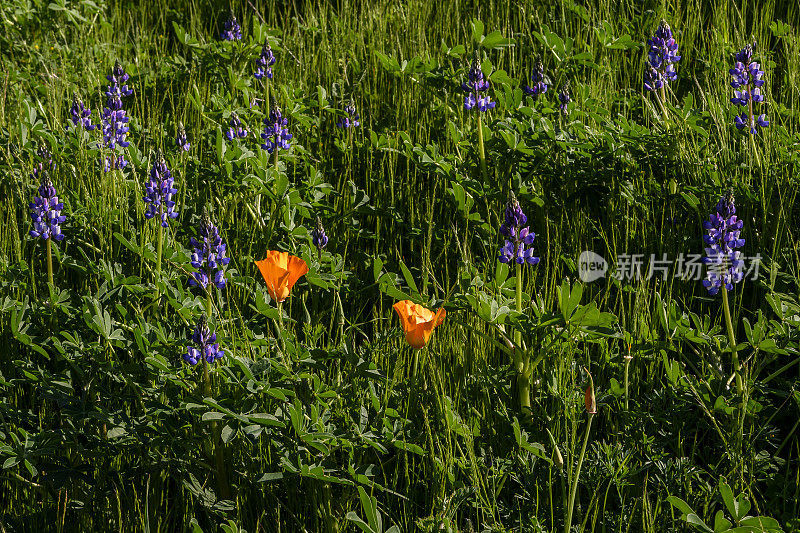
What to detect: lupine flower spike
<box><xmin>101</xmin><ymin>61</ymin><xmax>133</xmax><ymax>171</ymax></box>
<box><xmin>225</xmin><ymin>113</ymin><xmax>248</xmax><ymax>141</ymax></box>
<box><xmin>29</xmin><ymin>158</ymin><xmax>65</xmax><ymax>243</ymax></box>
<box><xmin>143</xmin><ymin>154</ymin><xmax>179</xmax><ymax>227</ymax></box>
<box><xmin>176</xmin><ymin>123</ymin><xmax>190</xmax><ymax>151</ymax></box>
<box><xmin>190</xmin><ymin>211</ymin><xmax>230</xmax><ymax>290</ymax></box>
<box><xmin>337</xmin><ymin>104</ymin><xmax>360</xmax><ymax>129</ymax></box>
<box><xmin>29</xmin><ymin>147</ymin><xmax>63</xmax><ymax>287</ymax></box>
<box><xmin>393</xmin><ymin>301</ymin><xmax>446</xmax><ymax>350</ymax></box>
<box><xmin>311</xmin><ymin>216</ymin><xmax>328</xmax><ymax>252</ymax></box>
<box><xmin>69</xmin><ymin>94</ymin><xmax>95</xmax><ymax>131</ymax></box>
<box><xmin>524</xmin><ymin>59</ymin><xmax>548</xmax><ymax>99</ymax></box>
<box><xmin>255</xmin><ymin>251</ymin><xmax>309</xmax><ymax>303</ymax></box>
<box><xmin>184</xmin><ymin>315</ymin><xmax>225</xmax><ymax>365</ymax></box>
<box><xmin>261</xmin><ymin>105</ymin><xmax>292</xmax><ymax>154</ymax></box>
<box><xmin>498</xmin><ymin>192</ymin><xmax>540</xmax><ymax>265</ymax></box>
<box><xmin>702</xmin><ymin>192</ymin><xmax>745</xmax><ymax>295</ymax></box>
<box><xmin>254</xmin><ymin>41</ymin><xmax>276</xmax><ymax>79</ymax></box>
<box><xmin>558</xmin><ymin>81</ymin><xmax>571</xmax><ymax>115</ymax></box>
<box><xmin>462</xmin><ymin>54</ymin><xmax>495</xmax><ymax>112</ymax></box>
<box><xmin>220</xmin><ymin>14</ymin><xmax>242</xmax><ymax>41</ymax></box>
<box><xmin>644</xmin><ymin>21</ymin><xmax>681</xmax><ymax>93</ymax></box>
<box><xmin>730</xmin><ymin>42</ymin><xmax>769</xmax><ymax>134</ymax></box>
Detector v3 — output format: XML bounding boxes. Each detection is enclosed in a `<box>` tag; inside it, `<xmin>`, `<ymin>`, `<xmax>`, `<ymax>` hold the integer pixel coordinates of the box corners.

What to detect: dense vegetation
<box><xmin>1</xmin><ymin>0</ymin><xmax>800</xmax><ymax>531</ymax></box>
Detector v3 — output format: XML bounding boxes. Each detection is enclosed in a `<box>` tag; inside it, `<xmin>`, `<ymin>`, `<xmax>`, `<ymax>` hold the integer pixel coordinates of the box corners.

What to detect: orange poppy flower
<box><xmin>392</xmin><ymin>300</ymin><xmax>446</xmax><ymax>350</ymax></box>
<box><xmin>255</xmin><ymin>251</ymin><xmax>309</xmax><ymax>303</ymax></box>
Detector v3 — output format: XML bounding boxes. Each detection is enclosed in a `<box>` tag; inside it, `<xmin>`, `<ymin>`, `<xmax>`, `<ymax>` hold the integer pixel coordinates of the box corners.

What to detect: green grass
<box><xmin>1</xmin><ymin>0</ymin><xmax>800</xmax><ymax>531</ymax></box>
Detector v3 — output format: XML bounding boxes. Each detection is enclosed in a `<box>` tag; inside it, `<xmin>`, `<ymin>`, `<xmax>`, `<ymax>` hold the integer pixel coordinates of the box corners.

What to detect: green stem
<box><xmin>276</xmin><ymin>300</ymin><xmax>287</xmax><ymax>359</ymax></box>
<box><xmin>624</xmin><ymin>358</ymin><xmax>631</xmax><ymax>411</ymax></box>
<box><xmin>514</xmin><ymin>263</ymin><xmax>532</xmax><ymax>416</ymax></box>
<box><xmin>46</xmin><ymin>236</ymin><xmax>54</xmax><ymax>288</ymax></box>
<box><xmin>477</xmin><ymin>112</ymin><xmax>487</xmax><ymax>180</ymax></box>
<box><xmin>156</xmin><ymin>223</ymin><xmax>164</xmax><ymax>280</ymax></box>
<box><xmin>565</xmin><ymin>412</ymin><xmax>594</xmax><ymax>533</ymax></box>
<box><xmin>204</xmin><ymin>291</ymin><xmax>230</xmax><ymax>500</ymax></box>
<box><xmin>721</xmin><ymin>287</ymin><xmax>743</xmax><ymax>396</ymax></box>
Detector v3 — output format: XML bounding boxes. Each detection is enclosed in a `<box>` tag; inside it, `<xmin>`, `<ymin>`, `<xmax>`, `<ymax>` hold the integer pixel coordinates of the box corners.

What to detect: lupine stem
<box><xmin>156</xmin><ymin>223</ymin><xmax>164</xmax><ymax>279</ymax></box>
<box><xmin>565</xmin><ymin>412</ymin><xmax>594</xmax><ymax>533</ymax></box>
<box><xmin>722</xmin><ymin>287</ymin><xmax>743</xmax><ymax>395</ymax></box>
<box><xmin>515</xmin><ymin>263</ymin><xmax>532</xmax><ymax>416</ymax></box>
<box><xmin>46</xmin><ymin>237</ymin><xmax>54</xmax><ymax>288</ymax></box>
<box><xmin>477</xmin><ymin>112</ymin><xmax>487</xmax><ymax>180</ymax></box>
<box><xmin>204</xmin><ymin>290</ymin><xmax>231</xmax><ymax>500</ymax></box>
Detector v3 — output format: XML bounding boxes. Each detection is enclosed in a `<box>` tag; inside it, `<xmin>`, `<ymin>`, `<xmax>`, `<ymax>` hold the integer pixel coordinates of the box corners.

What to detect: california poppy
<box><xmin>392</xmin><ymin>300</ymin><xmax>446</xmax><ymax>350</ymax></box>
<box><xmin>255</xmin><ymin>251</ymin><xmax>309</xmax><ymax>303</ymax></box>
<box><xmin>584</xmin><ymin>369</ymin><xmax>597</xmax><ymax>414</ymax></box>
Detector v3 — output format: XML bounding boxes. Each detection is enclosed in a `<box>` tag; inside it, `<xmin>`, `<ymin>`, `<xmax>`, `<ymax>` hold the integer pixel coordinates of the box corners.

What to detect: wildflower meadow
<box><xmin>2</xmin><ymin>1</ymin><xmax>800</xmax><ymax>531</ymax></box>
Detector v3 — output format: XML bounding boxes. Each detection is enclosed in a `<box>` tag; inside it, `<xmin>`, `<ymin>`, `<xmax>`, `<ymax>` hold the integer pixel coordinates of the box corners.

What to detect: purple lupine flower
<box><xmin>69</xmin><ymin>94</ymin><xmax>95</xmax><ymax>131</ymax></box>
<box><xmin>558</xmin><ymin>81</ymin><xmax>571</xmax><ymax>115</ymax></box>
<box><xmin>176</xmin><ymin>123</ymin><xmax>190</xmax><ymax>151</ymax></box>
<box><xmin>701</xmin><ymin>192</ymin><xmax>745</xmax><ymax>295</ymax></box>
<box><xmin>220</xmin><ymin>14</ymin><xmax>242</xmax><ymax>41</ymax></box>
<box><xmin>260</xmin><ymin>105</ymin><xmax>292</xmax><ymax>153</ymax></box>
<box><xmin>101</xmin><ymin>61</ymin><xmax>133</xmax><ymax>172</ymax></box>
<box><xmin>524</xmin><ymin>59</ymin><xmax>548</xmax><ymax>99</ymax></box>
<box><xmin>730</xmin><ymin>42</ymin><xmax>769</xmax><ymax>134</ymax></box>
<box><xmin>29</xmin><ymin>152</ymin><xmax>65</xmax><ymax>242</ymax></box>
<box><xmin>184</xmin><ymin>315</ymin><xmax>225</xmax><ymax>365</ymax></box>
<box><xmin>254</xmin><ymin>41</ymin><xmax>276</xmax><ymax>79</ymax></box>
<box><xmin>311</xmin><ymin>216</ymin><xmax>328</xmax><ymax>250</ymax></box>
<box><xmin>462</xmin><ymin>56</ymin><xmax>496</xmax><ymax>112</ymax></box>
<box><xmin>143</xmin><ymin>154</ymin><xmax>178</xmax><ymax>227</ymax></box>
<box><xmin>189</xmin><ymin>211</ymin><xmax>230</xmax><ymax>290</ymax></box>
<box><xmin>337</xmin><ymin>104</ymin><xmax>360</xmax><ymax>129</ymax></box>
<box><xmin>498</xmin><ymin>192</ymin><xmax>539</xmax><ymax>265</ymax></box>
<box><xmin>225</xmin><ymin>112</ymin><xmax>248</xmax><ymax>141</ymax></box>
<box><xmin>644</xmin><ymin>21</ymin><xmax>681</xmax><ymax>92</ymax></box>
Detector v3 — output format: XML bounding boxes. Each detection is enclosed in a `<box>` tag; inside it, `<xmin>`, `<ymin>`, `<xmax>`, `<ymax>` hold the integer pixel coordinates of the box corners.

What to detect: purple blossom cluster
<box><xmin>261</xmin><ymin>105</ymin><xmax>292</xmax><ymax>153</ymax></box>
<box><xmin>702</xmin><ymin>193</ymin><xmax>745</xmax><ymax>295</ymax></box>
<box><xmin>498</xmin><ymin>193</ymin><xmax>539</xmax><ymax>265</ymax></box>
<box><xmin>184</xmin><ymin>316</ymin><xmax>224</xmax><ymax>365</ymax></box>
<box><xmin>69</xmin><ymin>95</ymin><xmax>95</xmax><ymax>131</ymax></box>
<box><xmin>558</xmin><ymin>82</ymin><xmax>571</xmax><ymax>115</ymax></box>
<box><xmin>524</xmin><ymin>60</ymin><xmax>548</xmax><ymax>99</ymax></box>
<box><xmin>143</xmin><ymin>155</ymin><xmax>179</xmax><ymax>227</ymax></box>
<box><xmin>102</xmin><ymin>61</ymin><xmax>133</xmax><ymax>171</ymax></box>
<box><xmin>29</xmin><ymin>151</ymin><xmax>65</xmax><ymax>242</ymax></box>
<box><xmin>225</xmin><ymin>113</ymin><xmax>248</xmax><ymax>141</ymax></box>
<box><xmin>462</xmin><ymin>57</ymin><xmax>496</xmax><ymax>112</ymax></box>
<box><xmin>254</xmin><ymin>41</ymin><xmax>276</xmax><ymax>80</ymax></box>
<box><xmin>189</xmin><ymin>213</ymin><xmax>230</xmax><ymax>290</ymax></box>
<box><xmin>644</xmin><ymin>21</ymin><xmax>681</xmax><ymax>92</ymax></box>
<box><xmin>220</xmin><ymin>15</ymin><xmax>242</xmax><ymax>41</ymax></box>
<box><xmin>730</xmin><ymin>43</ymin><xmax>769</xmax><ymax>134</ymax></box>
<box><xmin>337</xmin><ymin>104</ymin><xmax>360</xmax><ymax>129</ymax></box>
<box><xmin>176</xmin><ymin>123</ymin><xmax>190</xmax><ymax>152</ymax></box>
<box><xmin>311</xmin><ymin>216</ymin><xmax>328</xmax><ymax>250</ymax></box>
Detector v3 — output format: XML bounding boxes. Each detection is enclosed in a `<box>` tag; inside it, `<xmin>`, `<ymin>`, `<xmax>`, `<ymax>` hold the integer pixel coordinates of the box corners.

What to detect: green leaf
<box><xmin>713</xmin><ymin>510</ymin><xmax>732</xmax><ymax>533</ymax></box>
<box><xmin>471</xmin><ymin>19</ymin><xmax>485</xmax><ymax>43</ymax></box>
<box><xmin>666</xmin><ymin>495</ymin><xmax>696</xmax><ymax>516</ymax></box>
<box><xmin>719</xmin><ymin>480</ymin><xmax>737</xmax><ymax>520</ymax></box>
<box><xmin>398</xmin><ymin>260</ymin><xmax>419</xmax><ymax>296</ymax></box>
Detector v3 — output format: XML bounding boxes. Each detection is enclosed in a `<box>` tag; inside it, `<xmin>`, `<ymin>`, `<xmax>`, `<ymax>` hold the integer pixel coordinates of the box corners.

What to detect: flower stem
<box><xmin>155</xmin><ymin>223</ymin><xmax>164</xmax><ymax>280</ymax></box>
<box><xmin>624</xmin><ymin>358</ymin><xmax>631</xmax><ymax>411</ymax></box>
<box><xmin>477</xmin><ymin>112</ymin><xmax>488</xmax><ymax>181</ymax></box>
<box><xmin>722</xmin><ymin>287</ymin><xmax>743</xmax><ymax>395</ymax></box>
<box><xmin>565</xmin><ymin>412</ymin><xmax>594</xmax><ymax>533</ymax></box>
<box><xmin>514</xmin><ymin>262</ymin><xmax>531</xmax><ymax>417</ymax></box>
<box><xmin>276</xmin><ymin>300</ymin><xmax>287</xmax><ymax>360</ymax></box>
<box><xmin>46</xmin><ymin>236</ymin><xmax>54</xmax><ymax>288</ymax></box>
